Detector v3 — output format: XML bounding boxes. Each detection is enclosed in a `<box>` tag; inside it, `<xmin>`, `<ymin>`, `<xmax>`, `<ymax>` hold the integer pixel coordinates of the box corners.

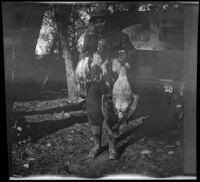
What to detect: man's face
<box><xmin>93</xmin><ymin>18</ymin><xmax>106</xmax><ymax>33</ymax></box>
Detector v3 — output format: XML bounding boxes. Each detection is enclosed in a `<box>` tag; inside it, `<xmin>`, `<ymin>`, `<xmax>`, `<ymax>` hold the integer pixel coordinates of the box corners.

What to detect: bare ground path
<box><xmin>11</xmin><ymin>119</ymin><xmax>183</xmax><ymax>178</ymax></box>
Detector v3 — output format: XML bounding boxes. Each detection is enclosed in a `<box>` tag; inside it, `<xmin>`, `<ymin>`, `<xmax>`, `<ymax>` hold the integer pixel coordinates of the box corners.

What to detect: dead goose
<box><xmin>112</xmin><ymin>62</ymin><xmax>133</xmax><ymax>120</ymax></box>
<box><xmin>111</xmin><ymin>59</ymin><xmax>139</xmax><ymax>132</ymax></box>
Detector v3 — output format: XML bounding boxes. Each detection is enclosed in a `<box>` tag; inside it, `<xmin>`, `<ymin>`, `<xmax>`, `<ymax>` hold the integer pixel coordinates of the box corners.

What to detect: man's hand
<box><xmin>119</xmin><ymin>49</ymin><xmax>127</xmax><ymax>63</ymax></box>
<box><xmin>35</xmin><ymin>55</ymin><xmax>43</xmax><ymax>60</ymax></box>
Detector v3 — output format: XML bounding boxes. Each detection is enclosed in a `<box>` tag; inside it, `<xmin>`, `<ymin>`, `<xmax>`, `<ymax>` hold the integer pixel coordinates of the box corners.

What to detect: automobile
<box><xmin>118</xmin><ymin>11</ymin><xmax>184</xmax><ymax>131</ymax></box>
<box><xmin>160</xmin><ymin>79</ymin><xmax>184</xmax><ymax>127</ymax></box>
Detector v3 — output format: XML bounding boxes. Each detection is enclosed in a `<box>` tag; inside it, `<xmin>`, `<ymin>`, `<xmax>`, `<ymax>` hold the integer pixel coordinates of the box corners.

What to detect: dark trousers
<box><xmin>86</xmin><ymin>82</ymin><xmax>111</xmax><ymax>126</ymax></box>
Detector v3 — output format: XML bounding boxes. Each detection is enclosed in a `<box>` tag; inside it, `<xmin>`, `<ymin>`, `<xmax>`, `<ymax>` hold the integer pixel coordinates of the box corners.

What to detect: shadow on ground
<box><xmin>12</xmin><ymin>114</ymin><xmax>88</xmax><ymax>144</ymax></box>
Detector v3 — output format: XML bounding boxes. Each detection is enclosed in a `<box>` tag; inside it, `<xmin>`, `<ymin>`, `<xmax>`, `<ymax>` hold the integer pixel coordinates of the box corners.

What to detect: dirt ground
<box><xmin>10</xmin><ymin>89</ymin><xmax>184</xmax><ymax>179</ymax></box>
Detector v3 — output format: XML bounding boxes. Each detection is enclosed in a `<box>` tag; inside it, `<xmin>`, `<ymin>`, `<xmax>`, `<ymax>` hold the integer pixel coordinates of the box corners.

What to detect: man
<box><xmin>79</xmin><ymin>8</ymin><xmax>137</xmax><ymax>160</ymax></box>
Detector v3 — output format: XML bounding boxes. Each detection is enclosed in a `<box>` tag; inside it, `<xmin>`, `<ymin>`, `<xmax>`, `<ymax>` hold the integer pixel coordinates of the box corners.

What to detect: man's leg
<box><xmin>88</xmin><ymin>122</ymin><xmax>102</xmax><ymax>158</ymax></box>
<box><xmin>107</xmin><ymin>115</ymin><xmax>118</xmax><ymax>160</ymax></box>
<box><xmin>99</xmin><ymin>82</ymin><xmax>119</xmax><ymax>160</ymax></box>
<box><xmin>102</xmin><ymin>95</ymin><xmax>118</xmax><ymax>160</ymax></box>
<box><xmin>87</xmin><ymin>83</ymin><xmax>104</xmax><ymax>158</ymax></box>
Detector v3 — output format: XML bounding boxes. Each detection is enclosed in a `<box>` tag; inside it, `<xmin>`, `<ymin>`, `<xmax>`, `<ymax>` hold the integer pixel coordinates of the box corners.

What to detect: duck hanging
<box><xmin>75</xmin><ymin>56</ymin><xmax>92</xmax><ymax>88</ymax></box>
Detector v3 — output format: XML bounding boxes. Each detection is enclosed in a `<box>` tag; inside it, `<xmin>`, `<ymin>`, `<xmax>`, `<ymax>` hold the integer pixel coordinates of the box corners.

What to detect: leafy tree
<box><xmin>35</xmin><ymin>3</ymin><xmax>94</xmax><ymax>100</ymax></box>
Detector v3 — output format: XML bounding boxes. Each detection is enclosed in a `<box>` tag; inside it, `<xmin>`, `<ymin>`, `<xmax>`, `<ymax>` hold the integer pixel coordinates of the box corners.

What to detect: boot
<box><xmin>108</xmin><ymin>134</ymin><xmax>118</xmax><ymax>160</ymax></box>
<box><xmin>88</xmin><ymin>125</ymin><xmax>102</xmax><ymax>158</ymax></box>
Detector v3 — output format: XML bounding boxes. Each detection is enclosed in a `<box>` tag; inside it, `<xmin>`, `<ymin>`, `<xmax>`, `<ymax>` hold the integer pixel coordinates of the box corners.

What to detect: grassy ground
<box><xmin>10</xmin><ymin>89</ymin><xmax>184</xmax><ymax>179</ymax></box>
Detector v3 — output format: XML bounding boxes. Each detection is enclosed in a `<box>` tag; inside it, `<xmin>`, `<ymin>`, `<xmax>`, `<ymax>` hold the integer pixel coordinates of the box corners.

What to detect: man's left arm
<box><xmin>120</xmin><ymin>32</ymin><xmax>139</xmax><ymax>95</ymax></box>
<box><xmin>121</xmin><ymin>32</ymin><xmax>137</xmax><ymax>63</ymax></box>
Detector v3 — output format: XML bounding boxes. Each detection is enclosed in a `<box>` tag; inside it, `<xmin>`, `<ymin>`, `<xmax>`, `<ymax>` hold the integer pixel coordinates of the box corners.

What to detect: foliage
<box><xmin>35</xmin><ymin>7</ymin><xmax>57</xmax><ymax>57</ymax></box>
<box><xmin>35</xmin><ymin>2</ymin><xmax>183</xmax><ymax>63</ymax></box>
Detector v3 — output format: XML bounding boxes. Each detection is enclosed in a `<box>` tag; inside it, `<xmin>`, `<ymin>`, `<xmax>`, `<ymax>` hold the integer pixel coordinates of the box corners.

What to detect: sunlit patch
<box><xmin>35</xmin><ymin>10</ymin><xmax>57</xmax><ymax>58</ymax></box>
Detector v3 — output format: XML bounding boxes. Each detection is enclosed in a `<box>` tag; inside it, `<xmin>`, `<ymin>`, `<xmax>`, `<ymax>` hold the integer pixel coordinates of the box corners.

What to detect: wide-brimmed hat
<box><xmin>89</xmin><ymin>9</ymin><xmax>110</xmax><ymax>23</ymax></box>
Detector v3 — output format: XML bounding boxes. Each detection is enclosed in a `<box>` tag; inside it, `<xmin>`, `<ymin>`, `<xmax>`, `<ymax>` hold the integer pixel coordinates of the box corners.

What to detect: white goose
<box><xmin>112</xmin><ymin>59</ymin><xmax>139</xmax><ymax>133</ymax></box>
<box><xmin>112</xmin><ymin>62</ymin><xmax>133</xmax><ymax>119</ymax></box>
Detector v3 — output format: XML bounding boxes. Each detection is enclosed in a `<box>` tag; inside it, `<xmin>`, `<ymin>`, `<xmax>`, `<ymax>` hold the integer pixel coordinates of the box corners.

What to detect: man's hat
<box><xmin>89</xmin><ymin>9</ymin><xmax>110</xmax><ymax>23</ymax></box>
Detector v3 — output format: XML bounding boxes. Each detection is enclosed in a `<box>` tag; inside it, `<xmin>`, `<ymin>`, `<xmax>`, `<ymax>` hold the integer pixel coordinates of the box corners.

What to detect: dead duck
<box><xmin>90</xmin><ymin>52</ymin><xmax>104</xmax><ymax>82</ymax></box>
<box><xmin>75</xmin><ymin>56</ymin><xmax>92</xmax><ymax>87</ymax></box>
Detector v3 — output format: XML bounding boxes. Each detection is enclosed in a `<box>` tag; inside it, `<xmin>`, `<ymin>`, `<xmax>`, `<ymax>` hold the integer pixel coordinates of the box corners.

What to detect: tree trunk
<box><xmin>55</xmin><ymin>10</ymin><xmax>78</xmax><ymax>101</ymax></box>
<box><xmin>58</xmin><ymin>31</ymin><xmax>78</xmax><ymax>100</ymax></box>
